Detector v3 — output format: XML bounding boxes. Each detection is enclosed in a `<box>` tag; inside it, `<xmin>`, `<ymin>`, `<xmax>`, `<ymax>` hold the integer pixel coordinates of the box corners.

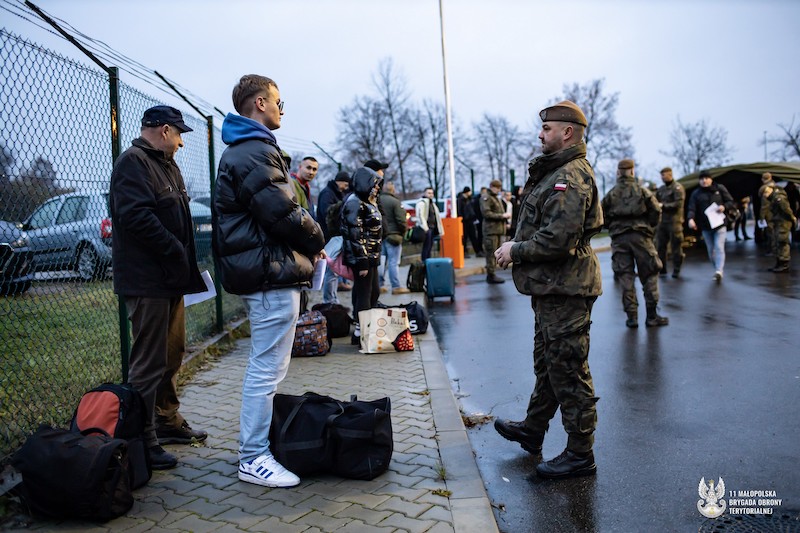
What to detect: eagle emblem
<box><xmin>697</xmin><ymin>477</ymin><xmax>726</xmax><ymax>518</ymax></box>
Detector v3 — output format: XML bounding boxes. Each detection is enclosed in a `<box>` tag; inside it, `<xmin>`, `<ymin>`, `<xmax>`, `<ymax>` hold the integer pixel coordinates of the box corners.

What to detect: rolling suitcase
<box><xmin>424</xmin><ymin>257</ymin><xmax>455</xmax><ymax>302</ymax></box>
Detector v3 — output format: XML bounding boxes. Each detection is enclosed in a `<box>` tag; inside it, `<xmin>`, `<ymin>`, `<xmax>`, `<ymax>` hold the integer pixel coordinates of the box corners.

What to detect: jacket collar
<box><xmin>132</xmin><ymin>137</ymin><xmax>172</xmax><ymax>163</ymax></box>
<box><xmin>527</xmin><ymin>141</ymin><xmax>587</xmax><ymax>184</ymax></box>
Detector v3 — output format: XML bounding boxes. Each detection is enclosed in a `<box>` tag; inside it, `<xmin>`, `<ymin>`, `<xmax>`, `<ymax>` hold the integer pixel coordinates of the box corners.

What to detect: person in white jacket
<box><xmin>415</xmin><ymin>187</ymin><xmax>445</xmax><ymax>261</ymax></box>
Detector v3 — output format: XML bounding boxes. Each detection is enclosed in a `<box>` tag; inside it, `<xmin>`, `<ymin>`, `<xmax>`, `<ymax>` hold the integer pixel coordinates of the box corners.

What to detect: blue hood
<box><xmin>221</xmin><ymin>113</ymin><xmax>277</xmax><ymax>146</ymax></box>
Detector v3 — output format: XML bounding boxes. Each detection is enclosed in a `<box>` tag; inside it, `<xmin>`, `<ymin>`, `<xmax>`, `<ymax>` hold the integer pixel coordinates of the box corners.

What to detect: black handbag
<box><xmin>405</xmin><ymin>225</ymin><xmax>426</xmax><ymax>244</ymax></box>
<box><xmin>270</xmin><ymin>392</ymin><xmax>393</xmax><ymax>480</ymax></box>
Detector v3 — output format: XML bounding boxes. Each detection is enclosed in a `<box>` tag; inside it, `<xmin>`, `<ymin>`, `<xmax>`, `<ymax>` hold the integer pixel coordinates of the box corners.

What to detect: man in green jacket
<box><xmin>480</xmin><ymin>179</ymin><xmax>510</xmax><ymax>284</ymax></box>
<box><xmin>493</xmin><ymin>101</ymin><xmax>602</xmax><ymax>480</ymax></box>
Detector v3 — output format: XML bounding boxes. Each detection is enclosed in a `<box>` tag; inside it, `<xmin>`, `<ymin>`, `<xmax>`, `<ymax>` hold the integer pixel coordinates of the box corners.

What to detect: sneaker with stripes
<box><xmin>238</xmin><ymin>454</ymin><xmax>300</xmax><ymax>488</ymax></box>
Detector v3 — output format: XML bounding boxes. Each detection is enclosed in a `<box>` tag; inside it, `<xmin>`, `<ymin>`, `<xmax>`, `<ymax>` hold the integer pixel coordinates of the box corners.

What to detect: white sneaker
<box><xmin>713</xmin><ymin>271</ymin><xmax>723</xmax><ymax>282</ymax></box>
<box><xmin>239</xmin><ymin>455</ymin><xmax>300</xmax><ymax>488</ymax></box>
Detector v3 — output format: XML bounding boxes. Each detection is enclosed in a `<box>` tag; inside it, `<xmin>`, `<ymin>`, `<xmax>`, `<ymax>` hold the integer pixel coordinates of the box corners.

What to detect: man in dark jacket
<box><xmin>316</xmin><ymin>171</ymin><xmax>350</xmax><ymax>303</ymax></box>
<box><xmin>602</xmin><ymin>159</ymin><xmax>668</xmax><ymax>328</ymax></box>
<box><xmin>212</xmin><ymin>75</ymin><xmax>325</xmax><ymax>488</ymax></box>
<box><xmin>687</xmin><ymin>170</ymin><xmax>735</xmax><ymax>282</ymax></box>
<box><xmin>110</xmin><ymin>105</ymin><xmax>208</xmax><ymax>470</ymax></box>
<box><xmin>457</xmin><ymin>187</ymin><xmax>481</xmax><ymax>257</ymax></box>
<box><xmin>493</xmin><ymin>101</ymin><xmax>602</xmax><ymax>480</ymax></box>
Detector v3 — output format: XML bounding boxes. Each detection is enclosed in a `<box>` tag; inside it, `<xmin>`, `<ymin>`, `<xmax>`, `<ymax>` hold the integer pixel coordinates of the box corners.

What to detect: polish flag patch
<box><xmin>554</xmin><ymin>182</ymin><xmax>568</xmax><ymax>191</ymax></box>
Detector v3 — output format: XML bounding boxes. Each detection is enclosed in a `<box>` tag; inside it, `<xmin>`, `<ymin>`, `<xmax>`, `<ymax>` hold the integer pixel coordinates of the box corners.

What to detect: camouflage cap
<box><xmin>618</xmin><ymin>159</ymin><xmax>635</xmax><ymax>170</ymax></box>
<box><xmin>539</xmin><ymin>100</ymin><xmax>588</xmax><ymax>127</ymax></box>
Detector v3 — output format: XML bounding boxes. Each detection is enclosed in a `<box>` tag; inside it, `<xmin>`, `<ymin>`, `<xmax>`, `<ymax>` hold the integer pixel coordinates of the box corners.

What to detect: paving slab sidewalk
<box><xmin>13</xmin><ymin>259</ymin><xmax>496</xmax><ymax>533</ymax></box>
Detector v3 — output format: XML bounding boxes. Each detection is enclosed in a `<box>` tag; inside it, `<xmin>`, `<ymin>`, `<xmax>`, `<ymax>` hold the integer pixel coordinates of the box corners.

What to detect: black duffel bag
<box><xmin>11</xmin><ymin>425</ymin><xmax>133</xmax><ymax>521</ymax></box>
<box><xmin>375</xmin><ymin>300</ymin><xmax>428</xmax><ymax>335</ymax></box>
<box><xmin>311</xmin><ymin>303</ymin><xmax>353</xmax><ymax>338</ymax></box>
<box><xmin>270</xmin><ymin>392</ymin><xmax>393</xmax><ymax>480</ymax></box>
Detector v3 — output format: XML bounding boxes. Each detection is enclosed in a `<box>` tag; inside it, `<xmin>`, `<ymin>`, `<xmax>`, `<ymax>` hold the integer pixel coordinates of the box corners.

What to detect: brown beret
<box><xmin>618</xmin><ymin>159</ymin><xmax>635</xmax><ymax>170</ymax></box>
<box><xmin>761</xmin><ymin>172</ymin><xmax>773</xmax><ymax>184</ymax></box>
<box><xmin>660</xmin><ymin>167</ymin><xmax>673</xmax><ymax>174</ymax></box>
<box><xmin>539</xmin><ymin>100</ymin><xmax>588</xmax><ymax>127</ymax></box>
<box><xmin>489</xmin><ymin>179</ymin><xmax>502</xmax><ymax>189</ymax></box>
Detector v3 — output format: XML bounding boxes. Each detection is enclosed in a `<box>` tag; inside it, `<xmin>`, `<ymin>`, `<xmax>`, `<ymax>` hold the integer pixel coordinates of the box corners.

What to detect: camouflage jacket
<box><xmin>769</xmin><ymin>188</ymin><xmax>797</xmax><ymax>224</ymax></box>
<box><xmin>480</xmin><ymin>190</ymin><xmax>506</xmax><ymax>235</ymax></box>
<box><xmin>601</xmin><ymin>176</ymin><xmax>661</xmax><ymax>238</ymax></box>
<box><xmin>655</xmin><ymin>180</ymin><xmax>685</xmax><ymax>224</ymax></box>
<box><xmin>510</xmin><ymin>142</ymin><xmax>603</xmax><ymax>297</ymax></box>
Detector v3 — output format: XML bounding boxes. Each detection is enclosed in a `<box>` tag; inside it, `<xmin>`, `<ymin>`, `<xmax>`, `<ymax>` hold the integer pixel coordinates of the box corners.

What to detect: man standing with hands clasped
<box><xmin>213</xmin><ymin>75</ymin><xmax>325</xmax><ymax>488</ymax></box>
<box><xmin>493</xmin><ymin>101</ymin><xmax>602</xmax><ymax>480</ymax></box>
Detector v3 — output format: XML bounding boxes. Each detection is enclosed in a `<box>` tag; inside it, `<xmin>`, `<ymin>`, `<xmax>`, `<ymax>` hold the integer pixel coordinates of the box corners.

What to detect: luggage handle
<box><xmin>277</xmin><ymin>395</ymin><xmax>343</xmax><ymax>454</ymax></box>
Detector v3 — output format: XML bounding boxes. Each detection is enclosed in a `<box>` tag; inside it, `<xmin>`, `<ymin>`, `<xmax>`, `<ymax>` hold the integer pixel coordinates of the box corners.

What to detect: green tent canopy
<box><xmin>677</xmin><ymin>162</ymin><xmax>800</xmax><ymax>201</ymax></box>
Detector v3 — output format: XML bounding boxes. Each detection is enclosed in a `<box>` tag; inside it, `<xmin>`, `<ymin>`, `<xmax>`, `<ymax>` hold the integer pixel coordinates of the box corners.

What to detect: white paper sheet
<box><xmin>184</xmin><ymin>270</ymin><xmax>216</xmax><ymax>307</ymax></box>
<box><xmin>311</xmin><ymin>259</ymin><xmax>326</xmax><ymax>291</ymax></box>
<box><xmin>704</xmin><ymin>202</ymin><xmax>726</xmax><ymax>230</ymax></box>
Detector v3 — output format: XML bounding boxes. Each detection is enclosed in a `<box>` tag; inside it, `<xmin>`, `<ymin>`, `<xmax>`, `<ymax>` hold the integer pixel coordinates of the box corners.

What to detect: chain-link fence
<box><xmin>0</xmin><ymin>29</ymin><xmax>245</xmax><ymax>461</ymax></box>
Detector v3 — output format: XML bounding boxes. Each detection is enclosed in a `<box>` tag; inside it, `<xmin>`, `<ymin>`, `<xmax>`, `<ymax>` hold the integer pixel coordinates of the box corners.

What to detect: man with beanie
<box><xmin>480</xmin><ymin>179</ymin><xmax>510</xmax><ymax>283</ymax></box>
<box><xmin>493</xmin><ymin>100</ymin><xmax>602</xmax><ymax>480</ymax></box>
<box><xmin>760</xmin><ymin>183</ymin><xmax>795</xmax><ymax>273</ymax></box>
<box><xmin>110</xmin><ymin>105</ymin><xmax>208</xmax><ymax>470</ymax></box>
<box><xmin>457</xmin><ymin>187</ymin><xmax>481</xmax><ymax>257</ymax></box>
<box><xmin>655</xmin><ymin>167</ymin><xmax>685</xmax><ymax>278</ymax></box>
<box><xmin>602</xmin><ymin>159</ymin><xmax>668</xmax><ymax>328</ymax></box>
<box><xmin>317</xmin><ymin>170</ymin><xmax>351</xmax><ymax>303</ymax></box>
<box><xmin>687</xmin><ymin>170</ymin><xmax>735</xmax><ymax>282</ymax></box>
<box><xmin>213</xmin><ymin>74</ymin><xmax>325</xmax><ymax>487</ymax></box>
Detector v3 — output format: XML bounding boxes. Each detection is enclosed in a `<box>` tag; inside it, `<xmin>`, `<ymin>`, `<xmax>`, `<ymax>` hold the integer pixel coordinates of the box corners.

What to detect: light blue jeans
<box><xmin>379</xmin><ymin>240</ymin><xmax>402</xmax><ymax>289</ymax></box>
<box><xmin>322</xmin><ymin>265</ymin><xmax>339</xmax><ymax>304</ymax></box>
<box><xmin>239</xmin><ymin>288</ymin><xmax>300</xmax><ymax>463</ymax></box>
<box><xmin>701</xmin><ymin>226</ymin><xmax>727</xmax><ymax>273</ymax></box>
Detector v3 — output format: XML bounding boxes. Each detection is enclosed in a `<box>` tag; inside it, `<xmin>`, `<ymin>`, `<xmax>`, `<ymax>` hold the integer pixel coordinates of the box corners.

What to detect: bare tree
<box><xmin>761</xmin><ymin>115</ymin><xmax>800</xmax><ymax>161</ymax></box>
<box><xmin>334</xmin><ymin>95</ymin><xmax>391</xmax><ymax>171</ymax></box>
<box><xmin>373</xmin><ymin>58</ymin><xmax>416</xmax><ymax>196</ymax></box>
<box><xmin>410</xmin><ymin>100</ymin><xmax>452</xmax><ymax>199</ymax></box>
<box><xmin>471</xmin><ymin>114</ymin><xmax>525</xmax><ymax>190</ymax></box>
<box><xmin>663</xmin><ymin>117</ymin><xmax>733</xmax><ymax>175</ymax></box>
<box><xmin>554</xmin><ymin>79</ymin><xmax>633</xmax><ymax>194</ymax></box>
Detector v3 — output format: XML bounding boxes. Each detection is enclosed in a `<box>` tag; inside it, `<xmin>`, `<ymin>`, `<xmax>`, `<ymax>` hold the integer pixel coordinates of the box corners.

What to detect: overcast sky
<box><xmin>3</xmin><ymin>0</ymin><xmax>799</xmax><ymax>182</ymax></box>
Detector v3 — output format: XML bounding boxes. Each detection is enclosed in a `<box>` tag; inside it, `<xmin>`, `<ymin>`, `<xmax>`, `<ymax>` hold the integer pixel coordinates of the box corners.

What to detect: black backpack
<box><xmin>326</xmin><ymin>200</ymin><xmax>344</xmax><ymax>238</ymax></box>
<box><xmin>407</xmin><ymin>261</ymin><xmax>426</xmax><ymax>292</ymax></box>
<box><xmin>311</xmin><ymin>302</ymin><xmax>353</xmax><ymax>338</ymax></box>
<box><xmin>11</xmin><ymin>424</ymin><xmax>133</xmax><ymax>521</ymax></box>
<box><xmin>70</xmin><ymin>383</ymin><xmax>152</xmax><ymax>489</ymax></box>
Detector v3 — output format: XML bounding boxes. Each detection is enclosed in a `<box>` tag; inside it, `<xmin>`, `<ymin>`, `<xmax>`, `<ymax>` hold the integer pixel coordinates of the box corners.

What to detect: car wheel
<box><xmin>76</xmin><ymin>245</ymin><xmax>100</xmax><ymax>281</ymax></box>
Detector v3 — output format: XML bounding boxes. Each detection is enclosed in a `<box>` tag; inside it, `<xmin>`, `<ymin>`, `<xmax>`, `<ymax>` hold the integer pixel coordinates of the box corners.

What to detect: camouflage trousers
<box><xmin>771</xmin><ymin>221</ymin><xmax>794</xmax><ymax>262</ymax></box>
<box><xmin>525</xmin><ymin>295</ymin><xmax>598</xmax><ymax>454</ymax></box>
<box><xmin>655</xmin><ymin>221</ymin><xmax>684</xmax><ymax>272</ymax></box>
<box><xmin>483</xmin><ymin>234</ymin><xmax>504</xmax><ymax>275</ymax></box>
<box><xmin>611</xmin><ymin>231</ymin><xmax>662</xmax><ymax>314</ymax></box>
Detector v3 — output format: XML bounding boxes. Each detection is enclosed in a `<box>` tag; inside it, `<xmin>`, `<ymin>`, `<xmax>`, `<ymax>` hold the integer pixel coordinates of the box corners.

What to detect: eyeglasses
<box><xmin>257</xmin><ymin>95</ymin><xmax>284</xmax><ymax>112</ymax></box>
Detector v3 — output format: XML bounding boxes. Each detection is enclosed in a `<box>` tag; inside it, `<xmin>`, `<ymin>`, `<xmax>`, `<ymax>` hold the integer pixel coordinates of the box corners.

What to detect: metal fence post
<box><xmin>108</xmin><ymin>66</ymin><xmax>130</xmax><ymax>381</ymax></box>
<box><xmin>207</xmin><ymin>115</ymin><xmax>223</xmax><ymax>332</ymax></box>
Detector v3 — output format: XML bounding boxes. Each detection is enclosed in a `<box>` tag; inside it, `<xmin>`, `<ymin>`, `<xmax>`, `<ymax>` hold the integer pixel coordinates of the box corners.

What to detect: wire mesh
<box><xmin>0</xmin><ymin>29</ymin><xmax>244</xmax><ymax>460</ymax></box>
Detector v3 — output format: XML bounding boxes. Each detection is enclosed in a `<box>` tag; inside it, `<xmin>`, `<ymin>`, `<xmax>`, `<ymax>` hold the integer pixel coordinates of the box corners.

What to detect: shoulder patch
<box><xmin>554</xmin><ymin>182</ymin><xmax>568</xmax><ymax>191</ymax></box>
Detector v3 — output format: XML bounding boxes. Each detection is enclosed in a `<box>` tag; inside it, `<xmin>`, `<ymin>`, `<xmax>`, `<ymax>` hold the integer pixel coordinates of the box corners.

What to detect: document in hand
<box><xmin>704</xmin><ymin>202</ymin><xmax>726</xmax><ymax>230</ymax></box>
<box><xmin>184</xmin><ymin>270</ymin><xmax>216</xmax><ymax>307</ymax></box>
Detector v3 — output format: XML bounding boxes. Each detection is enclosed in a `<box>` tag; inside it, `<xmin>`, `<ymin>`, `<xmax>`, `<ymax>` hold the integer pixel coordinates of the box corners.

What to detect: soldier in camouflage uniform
<box><xmin>493</xmin><ymin>101</ymin><xmax>601</xmax><ymax>480</ymax></box>
<box><xmin>480</xmin><ymin>179</ymin><xmax>511</xmax><ymax>283</ymax></box>
<box><xmin>760</xmin><ymin>183</ymin><xmax>796</xmax><ymax>273</ymax></box>
<box><xmin>602</xmin><ymin>159</ymin><xmax>669</xmax><ymax>328</ymax></box>
<box><xmin>655</xmin><ymin>167</ymin><xmax>685</xmax><ymax>278</ymax></box>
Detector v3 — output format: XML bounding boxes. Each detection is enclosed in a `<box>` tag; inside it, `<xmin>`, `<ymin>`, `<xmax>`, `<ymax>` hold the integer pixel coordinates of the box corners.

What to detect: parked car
<box><xmin>189</xmin><ymin>200</ymin><xmax>213</xmax><ymax>259</ymax></box>
<box><xmin>401</xmin><ymin>198</ymin><xmax>451</xmax><ymax>229</ymax></box>
<box><xmin>16</xmin><ymin>192</ymin><xmax>113</xmax><ymax>281</ymax></box>
<box><xmin>0</xmin><ymin>220</ymin><xmax>35</xmax><ymax>296</ymax></box>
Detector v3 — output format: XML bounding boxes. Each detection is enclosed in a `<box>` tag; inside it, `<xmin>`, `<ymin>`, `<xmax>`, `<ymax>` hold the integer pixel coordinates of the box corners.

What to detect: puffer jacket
<box><xmin>212</xmin><ymin>113</ymin><xmax>324</xmax><ymax>295</ymax></box>
<box><xmin>510</xmin><ymin>142</ymin><xmax>603</xmax><ymax>297</ymax></box>
<box><xmin>686</xmin><ymin>182</ymin><xmax>735</xmax><ymax>231</ymax></box>
<box><xmin>110</xmin><ymin>137</ymin><xmax>205</xmax><ymax>297</ymax></box>
<box><xmin>340</xmin><ymin>167</ymin><xmax>383</xmax><ymax>271</ymax></box>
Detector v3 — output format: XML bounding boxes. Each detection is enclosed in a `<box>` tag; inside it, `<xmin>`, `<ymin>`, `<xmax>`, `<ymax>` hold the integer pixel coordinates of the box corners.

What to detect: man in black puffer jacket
<box><xmin>340</xmin><ymin>166</ymin><xmax>383</xmax><ymax>344</ymax></box>
<box><xmin>212</xmin><ymin>74</ymin><xmax>325</xmax><ymax>489</ymax></box>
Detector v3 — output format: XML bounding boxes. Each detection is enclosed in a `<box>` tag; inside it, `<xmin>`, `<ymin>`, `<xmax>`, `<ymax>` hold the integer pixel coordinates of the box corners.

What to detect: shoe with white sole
<box><xmin>239</xmin><ymin>454</ymin><xmax>300</xmax><ymax>488</ymax></box>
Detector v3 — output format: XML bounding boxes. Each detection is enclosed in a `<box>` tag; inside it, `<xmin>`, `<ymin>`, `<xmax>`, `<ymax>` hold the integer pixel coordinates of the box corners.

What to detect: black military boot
<box><xmin>645</xmin><ymin>306</ymin><xmax>669</xmax><ymax>327</ymax></box>
<box><xmin>671</xmin><ymin>268</ymin><xmax>680</xmax><ymax>279</ymax></box>
<box><xmin>659</xmin><ymin>267</ymin><xmax>667</xmax><ymax>277</ymax></box>
<box><xmin>536</xmin><ymin>449</ymin><xmax>596</xmax><ymax>479</ymax></box>
<box><xmin>769</xmin><ymin>261</ymin><xmax>789</xmax><ymax>273</ymax></box>
<box><xmin>486</xmin><ymin>274</ymin><xmax>505</xmax><ymax>284</ymax></box>
<box><xmin>494</xmin><ymin>419</ymin><xmax>544</xmax><ymax>460</ymax></box>
<box><xmin>625</xmin><ymin>312</ymin><xmax>638</xmax><ymax>328</ymax></box>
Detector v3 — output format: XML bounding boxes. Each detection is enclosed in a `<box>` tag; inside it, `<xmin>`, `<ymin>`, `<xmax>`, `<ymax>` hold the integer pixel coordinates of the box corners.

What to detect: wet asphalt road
<box><xmin>428</xmin><ymin>240</ymin><xmax>799</xmax><ymax>533</ymax></box>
